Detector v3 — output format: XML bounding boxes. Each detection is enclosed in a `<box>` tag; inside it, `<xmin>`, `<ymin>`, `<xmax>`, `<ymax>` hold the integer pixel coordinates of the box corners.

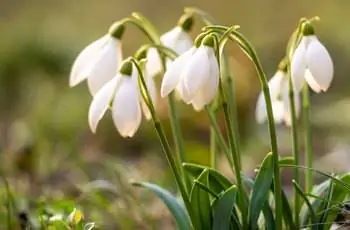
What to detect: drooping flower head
<box><xmin>291</xmin><ymin>22</ymin><xmax>334</xmax><ymax>93</ymax></box>
<box><xmin>256</xmin><ymin>66</ymin><xmax>300</xmax><ymax>126</ymax></box>
<box><xmin>146</xmin><ymin>14</ymin><xmax>194</xmax><ymax>77</ymax></box>
<box><xmin>69</xmin><ymin>22</ymin><xmax>125</xmax><ymax>95</ymax></box>
<box><xmin>161</xmin><ymin>34</ymin><xmax>220</xmax><ymax>111</ymax></box>
<box><xmin>88</xmin><ymin>59</ymin><xmax>142</xmax><ymax>137</ymax></box>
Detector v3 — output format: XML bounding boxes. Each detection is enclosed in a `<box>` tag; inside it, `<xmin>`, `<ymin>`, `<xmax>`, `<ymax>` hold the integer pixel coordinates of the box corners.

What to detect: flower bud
<box><xmin>177</xmin><ymin>14</ymin><xmax>194</xmax><ymax>32</ymax></box>
<box><xmin>108</xmin><ymin>22</ymin><xmax>126</xmax><ymax>39</ymax></box>
<box><xmin>119</xmin><ymin>59</ymin><xmax>133</xmax><ymax>76</ymax></box>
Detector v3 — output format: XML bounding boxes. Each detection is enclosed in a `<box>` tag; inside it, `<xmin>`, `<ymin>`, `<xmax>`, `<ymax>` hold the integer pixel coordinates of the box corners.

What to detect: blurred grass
<box><xmin>1</xmin><ymin>0</ymin><xmax>350</xmax><ymax>228</ymax></box>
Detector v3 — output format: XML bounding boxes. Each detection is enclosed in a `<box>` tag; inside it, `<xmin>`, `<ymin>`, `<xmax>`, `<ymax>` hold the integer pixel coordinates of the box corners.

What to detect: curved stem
<box><xmin>130</xmin><ymin>58</ymin><xmax>195</xmax><ymax>226</ymax></box>
<box><xmin>215</xmin><ymin>27</ymin><xmax>282</xmax><ymax>229</ymax></box>
<box><xmin>212</xmin><ymin>35</ymin><xmax>247</xmax><ymax>226</ymax></box>
<box><xmin>126</xmin><ymin>15</ymin><xmax>189</xmax><ymax>192</ymax></box>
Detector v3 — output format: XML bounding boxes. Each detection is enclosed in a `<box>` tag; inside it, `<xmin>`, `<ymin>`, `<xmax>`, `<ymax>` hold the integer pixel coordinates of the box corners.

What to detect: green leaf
<box><xmin>183</xmin><ymin>163</ymin><xmax>206</xmax><ymax>178</ymax></box>
<box><xmin>318</xmin><ymin>179</ymin><xmax>334</xmax><ymax>230</ymax></box>
<box><xmin>183</xmin><ymin>163</ymin><xmax>232</xmax><ymax>194</ymax></box>
<box><xmin>292</xmin><ymin>180</ymin><xmax>317</xmax><ymax>230</ymax></box>
<box><xmin>190</xmin><ymin>169</ymin><xmax>212</xmax><ymax>230</ymax></box>
<box><xmin>262</xmin><ymin>202</ymin><xmax>275</xmax><ymax>230</ymax></box>
<box><xmin>280</xmin><ymin>165</ymin><xmax>350</xmax><ymax>191</ymax></box>
<box><xmin>212</xmin><ymin>185</ymin><xmax>237</xmax><ymax>230</ymax></box>
<box><xmin>324</xmin><ymin>173</ymin><xmax>350</xmax><ymax>229</ymax></box>
<box><xmin>279</xmin><ymin>157</ymin><xmax>294</xmax><ymax>166</ymax></box>
<box><xmin>132</xmin><ymin>181</ymin><xmax>191</xmax><ymax>230</ymax></box>
<box><xmin>248</xmin><ymin>152</ymin><xmax>273</xmax><ymax>230</ymax></box>
<box><xmin>300</xmin><ymin>179</ymin><xmax>329</xmax><ymax>227</ymax></box>
<box><xmin>242</xmin><ymin>173</ymin><xmax>276</xmax><ymax>230</ymax></box>
<box><xmin>280</xmin><ymin>188</ymin><xmax>295</xmax><ymax>230</ymax></box>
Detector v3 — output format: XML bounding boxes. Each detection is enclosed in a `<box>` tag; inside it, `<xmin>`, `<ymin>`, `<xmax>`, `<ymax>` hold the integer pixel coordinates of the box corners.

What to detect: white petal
<box><xmin>191</xmin><ymin>70</ymin><xmax>219</xmax><ymax>111</ymax></box>
<box><xmin>281</xmin><ymin>78</ymin><xmax>300</xmax><ymax>126</ymax></box>
<box><xmin>176</xmin><ymin>77</ymin><xmax>193</xmax><ymax>103</ymax></box>
<box><xmin>141</xmin><ymin>74</ymin><xmax>157</xmax><ymax>120</ymax></box>
<box><xmin>160</xmin><ymin>47</ymin><xmax>195</xmax><ymax>97</ymax></box>
<box><xmin>272</xmin><ymin>100</ymin><xmax>285</xmax><ymax>124</ymax></box>
<box><xmin>87</xmin><ymin>36</ymin><xmax>122</xmax><ymax>95</ymax></box>
<box><xmin>88</xmin><ymin>76</ymin><xmax>120</xmax><ymax>133</ymax></box>
<box><xmin>146</xmin><ymin>48</ymin><xmax>163</xmax><ymax>77</ymax></box>
<box><xmin>69</xmin><ymin>36</ymin><xmax>108</xmax><ymax>87</ymax></box>
<box><xmin>161</xmin><ymin>27</ymin><xmax>193</xmax><ymax>55</ymax></box>
<box><xmin>291</xmin><ymin>37</ymin><xmax>307</xmax><ymax>92</ymax></box>
<box><xmin>111</xmin><ymin>77</ymin><xmax>141</xmax><ymax>137</ymax></box>
<box><xmin>305</xmin><ymin>36</ymin><xmax>334</xmax><ymax>92</ymax></box>
<box><xmin>304</xmin><ymin>69</ymin><xmax>322</xmax><ymax>93</ymax></box>
<box><xmin>255</xmin><ymin>92</ymin><xmax>267</xmax><ymax>124</ymax></box>
<box><xmin>182</xmin><ymin>47</ymin><xmax>212</xmax><ymax>99</ymax></box>
<box><xmin>268</xmin><ymin>71</ymin><xmax>285</xmax><ymax>100</ymax></box>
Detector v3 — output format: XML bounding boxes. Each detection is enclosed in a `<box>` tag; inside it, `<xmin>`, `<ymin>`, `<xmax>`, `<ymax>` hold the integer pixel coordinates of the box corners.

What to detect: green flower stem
<box><xmin>208</xmin><ymin>26</ymin><xmax>282</xmax><ymax>228</ymax></box>
<box><xmin>303</xmin><ymin>84</ymin><xmax>313</xmax><ymax>193</ymax></box>
<box><xmin>167</xmin><ymin>92</ymin><xmax>189</xmax><ymax>193</ymax></box>
<box><xmin>213</xmin><ymin>35</ymin><xmax>247</xmax><ymax>225</ymax></box>
<box><xmin>226</xmin><ymin>74</ymin><xmax>242</xmax><ymax>169</ymax></box>
<box><xmin>205</xmin><ymin>106</ymin><xmax>234</xmax><ymax>169</ymax></box>
<box><xmin>210</xmin><ymin>114</ymin><xmax>217</xmax><ymax>169</ymax></box>
<box><xmin>287</xmin><ymin>67</ymin><xmax>301</xmax><ymax>225</ymax></box>
<box><xmin>220</xmin><ymin>28</ymin><xmax>282</xmax><ymax>229</ymax></box>
<box><xmin>124</xmin><ymin>14</ymin><xmax>189</xmax><ymax>192</ymax></box>
<box><xmin>130</xmin><ymin>58</ymin><xmax>195</xmax><ymax>227</ymax></box>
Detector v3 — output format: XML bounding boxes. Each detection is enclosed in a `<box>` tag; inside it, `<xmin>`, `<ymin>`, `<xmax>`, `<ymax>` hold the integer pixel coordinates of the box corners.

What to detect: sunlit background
<box><xmin>1</xmin><ymin>0</ymin><xmax>350</xmax><ymax>228</ymax></box>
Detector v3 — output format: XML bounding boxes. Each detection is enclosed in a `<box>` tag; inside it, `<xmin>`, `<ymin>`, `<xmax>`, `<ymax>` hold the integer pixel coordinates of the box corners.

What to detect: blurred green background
<box><xmin>1</xmin><ymin>0</ymin><xmax>350</xmax><ymax>228</ymax></box>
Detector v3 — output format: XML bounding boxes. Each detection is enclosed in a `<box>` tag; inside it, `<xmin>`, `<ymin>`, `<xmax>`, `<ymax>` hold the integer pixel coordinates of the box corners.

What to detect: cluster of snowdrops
<box><xmin>69</xmin><ymin>7</ymin><xmax>349</xmax><ymax>230</ymax></box>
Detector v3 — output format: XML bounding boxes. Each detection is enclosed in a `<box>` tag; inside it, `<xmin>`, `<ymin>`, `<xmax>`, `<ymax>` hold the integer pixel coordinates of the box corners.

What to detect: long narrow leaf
<box><xmin>190</xmin><ymin>169</ymin><xmax>212</xmax><ymax>230</ymax></box>
<box><xmin>280</xmin><ymin>165</ymin><xmax>350</xmax><ymax>191</ymax></box>
<box><xmin>292</xmin><ymin>180</ymin><xmax>317</xmax><ymax>230</ymax></box>
<box><xmin>132</xmin><ymin>182</ymin><xmax>191</xmax><ymax>230</ymax></box>
<box><xmin>248</xmin><ymin>153</ymin><xmax>273</xmax><ymax>229</ymax></box>
<box><xmin>212</xmin><ymin>185</ymin><xmax>237</xmax><ymax>230</ymax></box>
<box><xmin>324</xmin><ymin>173</ymin><xmax>350</xmax><ymax>229</ymax></box>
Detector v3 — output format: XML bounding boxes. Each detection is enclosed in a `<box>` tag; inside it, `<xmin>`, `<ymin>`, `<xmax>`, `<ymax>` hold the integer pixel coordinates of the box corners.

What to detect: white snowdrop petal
<box><xmin>255</xmin><ymin>92</ymin><xmax>268</xmax><ymax>124</ymax></box>
<box><xmin>172</xmin><ymin>30</ymin><xmax>193</xmax><ymax>54</ymax></box>
<box><xmin>141</xmin><ymin>74</ymin><xmax>157</xmax><ymax>120</ymax></box>
<box><xmin>87</xmin><ymin>37</ymin><xmax>122</xmax><ymax>95</ymax></box>
<box><xmin>183</xmin><ymin>47</ymin><xmax>211</xmax><ymax>99</ymax></box>
<box><xmin>281</xmin><ymin>79</ymin><xmax>300</xmax><ymax>126</ymax></box>
<box><xmin>268</xmin><ymin>71</ymin><xmax>285</xmax><ymax>100</ymax></box>
<box><xmin>146</xmin><ymin>48</ymin><xmax>163</xmax><ymax>77</ymax></box>
<box><xmin>191</xmin><ymin>71</ymin><xmax>219</xmax><ymax>111</ymax></box>
<box><xmin>291</xmin><ymin>38</ymin><xmax>308</xmax><ymax>92</ymax></box>
<box><xmin>176</xmin><ymin>77</ymin><xmax>193</xmax><ymax>103</ymax></box>
<box><xmin>304</xmin><ymin>69</ymin><xmax>322</xmax><ymax>93</ymax></box>
<box><xmin>70</xmin><ymin>36</ymin><xmax>108</xmax><ymax>87</ymax></box>
<box><xmin>305</xmin><ymin>37</ymin><xmax>334</xmax><ymax>92</ymax></box>
<box><xmin>272</xmin><ymin>101</ymin><xmax>285</xmax><ymax>124</ymax></box>
<box><xmin>160</xmin><ymin>48</ymin><xmax>195</xmax><ymax>97</ymax></box>
<box><xmin>160</xmin><ymin>27</ymin><xmax>182</xmax><ymax>48</ymax></box>
<box><xmin>88</xmin><ymin>76</ymin><xmax>120</xmax><ymax>133</ymax></box>
<box><xmin>112</xmin><ymin>78</ymin><xmax>142</xmax><ymax>137</ymax></box>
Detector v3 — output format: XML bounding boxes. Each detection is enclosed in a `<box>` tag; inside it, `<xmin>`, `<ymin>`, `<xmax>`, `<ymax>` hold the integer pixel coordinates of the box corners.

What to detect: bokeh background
<box><xmin>1</xmin><ymin>0</ymin><xmax>350</xmax><ymax>228</ymax></box>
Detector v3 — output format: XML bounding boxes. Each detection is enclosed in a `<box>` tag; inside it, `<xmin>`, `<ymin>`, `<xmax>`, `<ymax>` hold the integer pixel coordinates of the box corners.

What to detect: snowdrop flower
<box><xmin>69</xmin><ymin>23</ymin><xmax>125</xmax><ymax>95</ymax></box>
<box><xmin>88</xmin><ymin>60</ymin><xmax>142</xmax><ymax>137</ymax></box>
<box><xmin>291</xmin><ymin>23</ymin><xmax>333</xmax><ymax>93</ymax></box>
<box><xmin>146</xmin><ymin>15</ymin><xmax>193</xmax><ymax>77</ymax></box>
<box><xmin>161</xmin><ymin>35</ymin><xmax>219</xmax><ymax>111</ymax></box>
<box><xmin>255</xmin><ymin>70</ymin><xmax>300</xmax><ymax>126</ymax></box>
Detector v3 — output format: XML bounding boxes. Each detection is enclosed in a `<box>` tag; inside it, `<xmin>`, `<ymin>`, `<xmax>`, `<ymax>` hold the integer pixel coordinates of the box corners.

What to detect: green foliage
<box><xmin>132</xmin><ymin>181</ymin><xmax>191</xmax><ymax>230</ymax></box>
